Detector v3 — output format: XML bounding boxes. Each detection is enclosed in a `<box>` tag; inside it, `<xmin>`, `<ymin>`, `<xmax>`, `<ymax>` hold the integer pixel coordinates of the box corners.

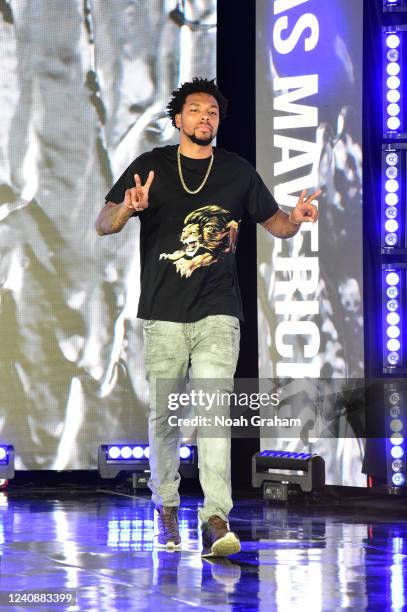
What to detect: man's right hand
<box><xmin>123</xmin><ymin>171</ymin><xmax>155</xmax><ymax>212</ymax></box>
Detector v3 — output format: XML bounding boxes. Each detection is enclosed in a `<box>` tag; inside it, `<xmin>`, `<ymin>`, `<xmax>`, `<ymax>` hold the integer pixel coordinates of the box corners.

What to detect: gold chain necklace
<box><xmin>177</xmin><ymin>146</ymin><xmax>214</xmax><ymax>194</ymax></box>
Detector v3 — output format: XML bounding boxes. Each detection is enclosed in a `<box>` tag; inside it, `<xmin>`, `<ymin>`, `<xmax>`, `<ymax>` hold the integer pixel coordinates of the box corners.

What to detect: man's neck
<box><xmin>178</xmin><ymin>138</ymin><xmax>213</xmax><ymax>159</ymax></box>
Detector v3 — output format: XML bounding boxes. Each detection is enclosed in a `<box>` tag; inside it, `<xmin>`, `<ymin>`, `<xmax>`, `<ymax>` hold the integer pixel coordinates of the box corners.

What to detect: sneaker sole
<box><xmin>154</xmin><ymin>539</ymin><xmax>182</xmax><ymax>550</ymax></box>
<box><xmin>202</xmin><ymin>532</ymin><xmax>241</xmax><ymax>558</ymax></box>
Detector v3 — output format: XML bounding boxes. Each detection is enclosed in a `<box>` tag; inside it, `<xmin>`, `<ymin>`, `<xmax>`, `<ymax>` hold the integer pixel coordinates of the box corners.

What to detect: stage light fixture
<box><xmin>381</xmin><ymin>146</ymin><xmax>407</xmax><ymax>252</ymax></box>
<box><xmin>382</xmin><ymin>266</ymin><xmax>405</xmax><ymax>371</ymax></box>
<box><xmin>385</xmin><ymin>384</ymin><xmax>406</xmax><ymax>490</ymax></box>
<box><xmin>387</xmin><ymin>272</ymin><xmax>400</xmax><ymax>285</ymax></box>
<box><xmin>387</xmin><ymin>89</ymin><xmax>401</xmax><ymax>102</ymax></box>
<box><xmin>391</xmin><ymin>432</ymin><xmax>403</xmax><ymax>444</ymax></box>
<box><xmin>388</xmin><ymin>339</ymin><xmax>401</xmax><ymax>351</ymax></box>
<box><xmin>385</xmin><ymin>220</ymin><xmax>399</xmax><ymax>233</ymax></box>
<box><xmin>385</xmin><ymin>179</ymin><xmax>399</xmax><ymax>192</ymax></box>
<box><xmin>98</xmin><ymin>443</ymin><xmax>197</xmax><ymax>483</ymax></box>
<box><xmin>392</xmin><ymin>473</ymin><xmax>405</xmax><ymax>486</ymax></box>
<box><xmin>386</xmin><ymin>165</ymin><xmax>398</xmax><ymax>179</ymax></box>
<box><xmin>387</xmin><ymin>104</ymin><xmax>401</xmax><ymax>117</ymax></box>
<box><xmin>390</xmin><ymin>418</ymin><xmax>403</xmax><ymax>431</ymax></box>
<box><xmin>387</xmin><ymin>287</ymin><xmax>399</xmax><ymax>300</ymax></box>
<box><xmin>387</xmin><ymin>325</ymin><xmax>401</xmax><ymax>338</ymax></box>
<box><xmin>384</xmin><ymin>28</ymin><xmax>404</xmax><ymax>135</ymax></box>
<box><xmin>387</xmin><ymin>62</ymin><xmax>401</xmax><ymax>75</ymax></box>
<box><xmin>0</xmin><ymin>445</ymin><xmax>15</xmax><ymax>482</ymax></box>
<box><xmin>132</xmin><ymin>446</ymin><xmax>144</xmax><ymax>459</ymax></box>
<box><xmin>179</xmin><ymin>446</ymin><xmax>192</xmax><ymax>459</ymax></box>
<box><xmin>387</xmin><ymin>49</ymin><xmax>400</xmax><ymax>62</ymax></box>
<box><xmin>384</xmin><ymin>0</ymin><xmax>407</xmax><ymax>11</ymax></box>
<box><xmin>387</xmin><ymin>312</ymin><xmax>400</xmax><ymax>325</ymax></box>
<box><xmin>387</xmin><ymin>76</ymin><xmax>400</xmax><ymax>90</ymax></box>
<box><xmin>386</xmin><ymin>153</ymin><xmax>399</xmax><ymax>165</ymax></box>
<box><xmin>385</xmin><ymin>192</ymin><xmax>398</xmax><ymax>205</ymax></box>
<box><xmin>387</xmin><ymin>34</ymin><xmax>401</xmax><ymax>48</ymax></box>
<box><xmin>386</xmin><ymin>206</ymin><xmax>398</xmax><ymax>219</ymax></box>
<box><xmin>252</xmin><ymin>450</ymin><xmax>325</xmax><ymax>501</ymax></box>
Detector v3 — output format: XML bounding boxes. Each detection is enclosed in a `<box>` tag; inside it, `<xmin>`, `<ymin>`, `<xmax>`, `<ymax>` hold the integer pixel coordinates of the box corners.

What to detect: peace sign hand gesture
<box><xmin>289</xmin><ymin>189</ymin><xmax>321</xmax><ymax>225</ymax></box>
<box><xmin>123</xmin><ymin>171</ymin><xmax>155</xmax><ymax>213</ymax></box>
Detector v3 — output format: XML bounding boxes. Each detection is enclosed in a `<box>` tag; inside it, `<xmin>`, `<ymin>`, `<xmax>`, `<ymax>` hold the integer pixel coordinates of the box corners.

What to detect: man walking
<box><xmin>95</xmin><ymin>78</ymin><xmax>319</xmax><ymax>557</ymax></box>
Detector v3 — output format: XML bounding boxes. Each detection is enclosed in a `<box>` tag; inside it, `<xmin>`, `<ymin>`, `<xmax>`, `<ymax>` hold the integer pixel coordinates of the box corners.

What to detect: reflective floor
<box><xmin>0</xmin><ymin>490</ymin><xmax>406</xmax><ymax>611</ymax></box>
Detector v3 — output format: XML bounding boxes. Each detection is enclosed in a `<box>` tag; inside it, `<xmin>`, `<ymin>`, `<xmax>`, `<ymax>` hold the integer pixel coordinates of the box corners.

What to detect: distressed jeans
<box><xmin>143</xmin><ymin>315</ymin><xmax>240</xmax><ymax>522</ymax></box>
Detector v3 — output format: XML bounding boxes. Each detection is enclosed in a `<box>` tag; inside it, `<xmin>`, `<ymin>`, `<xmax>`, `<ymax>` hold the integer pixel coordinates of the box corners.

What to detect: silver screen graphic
<box><xmin>0</xmin><ymin>0</ymin><xmax>216</xmax><ymax>469</ymax></box>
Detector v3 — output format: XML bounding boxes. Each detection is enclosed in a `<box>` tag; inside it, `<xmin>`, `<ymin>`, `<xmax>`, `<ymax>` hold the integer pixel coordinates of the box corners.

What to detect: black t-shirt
<box><xmin>105</xmin><ymin>145</ymin><xmax>279</xmax><ymax>322</ymax></box>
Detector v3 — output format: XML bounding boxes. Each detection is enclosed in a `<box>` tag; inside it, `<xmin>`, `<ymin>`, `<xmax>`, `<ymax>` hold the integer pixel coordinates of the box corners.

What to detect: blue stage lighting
<box><xmin>387</xmin><ymin>326</ymin><xmax>401</xmax><ymax>338</ymax></box>
<box><xmin>387</xmin><ymin>103</ymin><xmax>401</xmax><ymax>117</ymax></box>
<box><xmin>387</xmin><ymin>49</ymin><xmax>400</xmax><ymax>62</ymax></box>
<box><xmin>387</xmin><ymin>34</ymin><xmax>401</xmax><ymax>49</ymax></box>
<box><xmin>387</xmin><ymin>299</ymin><xmax>399</xmax><ymax>311</ymax></box>
<box><xmin>388</xmin><ymin>339</ymin><xmax>401</xmax><ymax>351</ymax></box>
<box><xmin>387</xmin><ymin>75</ymin><xmax>400</xmax><ymax>90</ymax></box>
<box><xmin>388</xmin><ymin>352</ymin><xmax>400</xmax><ymax>365</ymax></box>
<box><xmin>179</xmin><ymin>446</ymin><xmax>191</xmax><ymax>459</ymax></box>
<box><xmin>98</xmin><ymin>443</ymin><xmax>197</xmax><ymax>480</ymax></box>
<box><xmin>387</xmin><ymin>272</ymin><xmax>400</xmax><ymax>285</ymax></box>
<box><xmin>120</xmin><ymin>446</ymin><xmax>132</xmax><ymax>459</ymax></box>
<box><xmin>391</xmin><ymin>432</ymin><xmax>404</xmax><ymax>445</ymax></box>
<box><xmin>387</xmin><ymin>89</ymin><xmax>401</xmax><ymax>102</ymax></box>
<box><xmin>386</xmin><ymin>166</ymin><xmax>398</xmax><ymax>179</ymax></box>
<box><xmin>385</xmin><ymin>384</ymin><xmax>406</xmax><ymax>489</ymax></box>
<box><xmin>385</xmin><ymin>192</ymin><xmax>398</xmax><ymax>205</ymax></box>
<box><xmin>386</xmin><ymin>206</ymin><xmax>398</xmax><ymax>219</ymax></box>
<box><xmin>108</xmin><ymin>446</ymin><xmax>120</xmax><ymax>459</ymax></box>
<box><xmin>382</xmin><ymin>267</ymin><xmax>405</xmax><ymax>372</ymax></box>
<box><xmin>0</xmin><ymin>445</ymin><xmax>15</xmax><ymax>481</ymax></box>
<box><xmin>387</xmin><ymin>312</ymin><xmax>400</xmax><ymax>325</ymax></box>
<box><xmin>391</xmin><ymin>445</ymin><xmax>404</xmax><ymax>459</ymax></box>
<box><xmin>385</xmin><ymin>233</ymin><xmax>398</xmax><ymax>246</ymax></box>
<box><xmin>388</xmin><ymin>117</ymin><xmax>401</xmax><ymax>130</ymax></box>
<box><xmin>132</xmin><ymin>446</ymin><xmax>144</xmax><ymax>459</ymax></box>
<box><xmin>252</xmin><ymin>450</ymin><xmax>325</xmax><ymax>500</ymax></box>
<box><xmin>387</xmin><ymin>287</ymin><xmax>399</xmax><ymax>299</ymax></box>
<box><xmin>385</xmin><ymin>220</ymin><xmax>399</xmax><ymax>233</ymax></box>
<box><xmin>392</xmin><ymin>473</ymin><xmax>405</xmax><ymax>486</ymax></box>
<box><xmin>387</xmin><ymin>62</ymin><xmax>401</xmax><ymax>76</ymax></box>
<box><xmin>385</xmin><ymin>179</ymin><xmax>399</xmax><ymax>192</ymax></box>
<box><xmin>392</xmin><ymin>459</ymin><xmax>403</xmax><ymax>471</ymax></box>
<box><xmin>386</xmin><ymin>152</ymin><xmax>399</xmax><ymax>165</ymax></box>
<box><xmin>390</xmin><ymin>418</ymin><xmax>403</xmax><ymax>431</ymax></box>
<box><xmin>258</xmin><ymin>450</ymin><xmax>313</xmax><ymax>459</ymax></box>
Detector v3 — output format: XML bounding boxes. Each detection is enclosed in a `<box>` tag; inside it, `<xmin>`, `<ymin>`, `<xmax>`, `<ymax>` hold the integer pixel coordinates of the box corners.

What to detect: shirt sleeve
<box><xmin>104</xmin><ymin>157</ymin><xmax>144</xmax><ymax>204</ymax></box>
<box><xmin>245</xmin><ymin>167</ymin><xmax>280</xmax><ymax>223</ymax></box>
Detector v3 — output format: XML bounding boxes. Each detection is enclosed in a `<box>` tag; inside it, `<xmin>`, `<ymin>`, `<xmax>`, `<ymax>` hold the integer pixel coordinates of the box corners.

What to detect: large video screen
<box><xmin>256</xmin><ymin>0</ymin><xmax>364</xmax><ymax>485</ymax></box>
<box><xmin>0</xmin><ymin>1</ymin><xmax>217</xmax><ymax>469</ymax></box>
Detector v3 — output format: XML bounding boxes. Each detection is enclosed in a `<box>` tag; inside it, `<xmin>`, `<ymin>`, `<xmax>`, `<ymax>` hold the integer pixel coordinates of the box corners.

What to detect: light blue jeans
<box><xmin>143</xmin><ymin>315</ymin><xmax>240</xmax><ymax>522</ymax></box>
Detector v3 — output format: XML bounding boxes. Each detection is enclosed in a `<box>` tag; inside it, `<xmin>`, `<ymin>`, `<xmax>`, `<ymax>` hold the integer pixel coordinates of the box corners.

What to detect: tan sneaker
<box><xmin>201</xmin><ymin>515</ymin><xmax>240</xmax><ymax>557</ymax></box>
<box><xmin>155</xmin><ymin>506</ymin><xmax>181</xmax><ymax>549</ymax></box>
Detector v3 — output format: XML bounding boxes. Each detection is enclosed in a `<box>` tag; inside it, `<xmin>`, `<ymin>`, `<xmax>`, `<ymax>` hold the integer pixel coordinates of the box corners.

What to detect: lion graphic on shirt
<box><xmin>159</xmin><ymin>205</ymin><xmax>239</xmax><ymax>278</ymax></box>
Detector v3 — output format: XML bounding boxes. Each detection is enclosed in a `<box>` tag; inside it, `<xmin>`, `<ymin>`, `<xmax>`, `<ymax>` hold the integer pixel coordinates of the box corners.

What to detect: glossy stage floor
<box><xmin>0</xmin><ymin>487</ymin><xmax>406</xmax><ymax>611</ymax></box>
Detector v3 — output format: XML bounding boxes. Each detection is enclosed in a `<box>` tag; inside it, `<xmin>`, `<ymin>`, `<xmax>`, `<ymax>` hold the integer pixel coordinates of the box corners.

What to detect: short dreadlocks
<box><xmin>166</xmin><ymin>78</ymin><xmax>228</xmax><ymax>128</ymax></box>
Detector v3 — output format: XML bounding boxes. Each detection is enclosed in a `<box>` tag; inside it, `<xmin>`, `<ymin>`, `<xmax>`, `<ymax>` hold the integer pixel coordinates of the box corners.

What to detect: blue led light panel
<box><xmin>383</xmin><ymin>29</ymin><xmax>406</xmax><ymax>136</ymax></box>
<box><xmin>381</xmin><ymin>146</ymin><xmax>406</xmax><ymax>252</ymax></box>
<box><xmin>382</xmin><ymin>266</ymin><xmax>406</xmax><ymax>371</ymax></box>
<box><xmin>384</xmin><ymin>384</ymin><xmax>406</xmax><ymax>488</ymax></box>
<box><xmin>383</xmin><ymin>0</ymin><xmax>407</xmax><ymax>12</ymax></box>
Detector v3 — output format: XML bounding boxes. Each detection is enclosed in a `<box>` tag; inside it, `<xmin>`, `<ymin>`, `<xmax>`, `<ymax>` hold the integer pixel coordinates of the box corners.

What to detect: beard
<box><xmin>187</xmin><ymin>129</ymin><xmax>215</xmax><ymax>147</ymax></box>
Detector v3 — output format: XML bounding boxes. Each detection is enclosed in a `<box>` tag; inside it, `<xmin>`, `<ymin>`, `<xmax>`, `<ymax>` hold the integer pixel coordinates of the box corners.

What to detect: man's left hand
<box><xmin>289</xmin><ymin>189</ymin><xmax>321</xmax><ymax>225</ymax></box>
